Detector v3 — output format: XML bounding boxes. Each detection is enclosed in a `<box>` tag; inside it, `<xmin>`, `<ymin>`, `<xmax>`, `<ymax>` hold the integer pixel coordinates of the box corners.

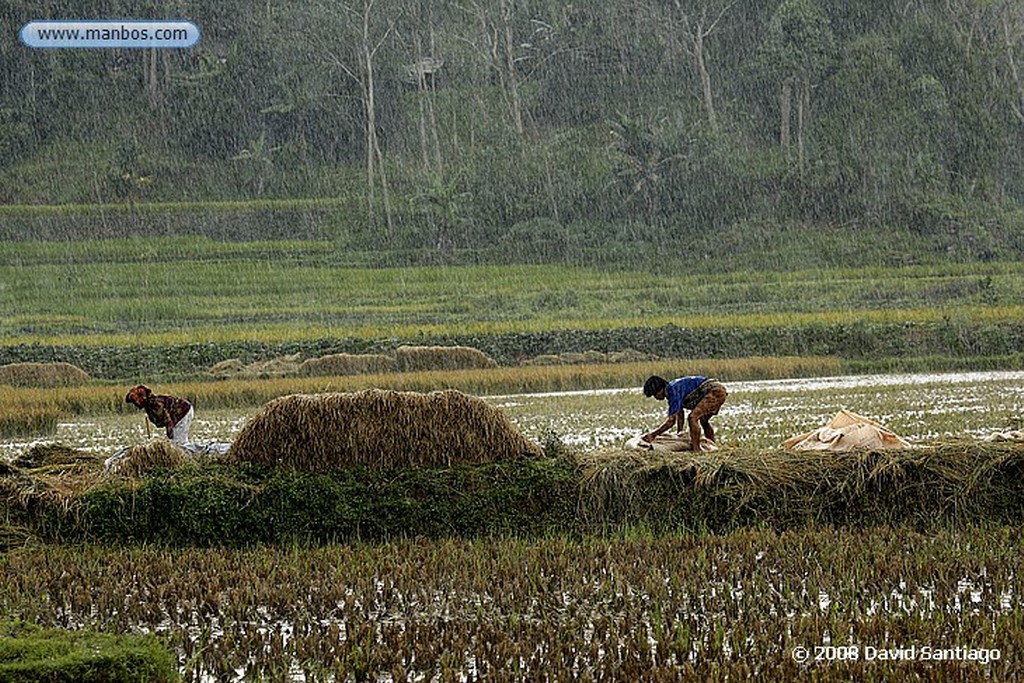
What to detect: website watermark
<box><xmin>20</xmin><ymin>20</ymin><xmax>200</xmax><ymax>49</ymax></box>
<box><xmin>791</xmin><ymin>643</ymin><xmax>1002</xmax><ymax>665</ymax></box>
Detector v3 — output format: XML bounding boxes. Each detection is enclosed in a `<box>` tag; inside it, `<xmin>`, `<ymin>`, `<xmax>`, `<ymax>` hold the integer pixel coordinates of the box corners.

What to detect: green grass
<box><xmin>2</xmin><ymin>237</ymin><xmax>1023</xmax><ymax>346</ymax></box>
<box><xmin>0</xmin><ymin>620</ymin><xmax>178</xmax><ymax>683</ymax></box>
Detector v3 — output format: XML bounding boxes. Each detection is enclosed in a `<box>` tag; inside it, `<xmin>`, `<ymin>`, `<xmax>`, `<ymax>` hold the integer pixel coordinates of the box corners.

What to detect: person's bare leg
<box><xmin>688</xmin><ymin>412</ymin><xmax>702</xmax><ymax>450</ymax></box>
<box><xmin>701</xmin><ymin>416</ymin><xmax>715</xmax><ymax>442</ymax></box>
<box><xmin>689</xmin><ymin>386</ymin><xmax>727</xmax><ymax>450</ymax></box>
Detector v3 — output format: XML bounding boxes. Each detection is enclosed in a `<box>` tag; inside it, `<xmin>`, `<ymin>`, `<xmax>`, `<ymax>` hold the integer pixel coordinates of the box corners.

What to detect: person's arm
<box><xmin>642</xmin><ymin>413</ymin><xmax>678</xmax><ymax>442</ymax></box>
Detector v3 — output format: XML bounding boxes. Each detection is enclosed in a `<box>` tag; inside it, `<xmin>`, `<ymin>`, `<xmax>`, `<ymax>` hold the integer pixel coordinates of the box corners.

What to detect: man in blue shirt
<box><xmin>641</xmin><ymin>375</ymin><xmax>728</xmax><ymax>451</ymax></box>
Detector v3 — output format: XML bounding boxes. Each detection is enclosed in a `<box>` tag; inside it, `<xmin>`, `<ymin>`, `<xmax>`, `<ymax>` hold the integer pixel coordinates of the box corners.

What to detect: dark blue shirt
<box><xmin>666</xmin><ymin>376</ymin><xmax>706</xmax><ymax>415</ymax></box>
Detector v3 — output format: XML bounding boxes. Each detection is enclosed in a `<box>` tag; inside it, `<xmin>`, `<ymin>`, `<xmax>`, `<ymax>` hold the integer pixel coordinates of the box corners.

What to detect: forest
<box><xmin>1</xmin><ymin>0</ymin><xmax>1023</xmax><ymax>261</ymax></box>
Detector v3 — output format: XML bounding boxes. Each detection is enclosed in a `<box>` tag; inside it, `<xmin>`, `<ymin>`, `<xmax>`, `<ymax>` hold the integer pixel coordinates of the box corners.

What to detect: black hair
<box><xmin>643</xmin><ymin>375</ymin><xmax>667</xmax><ymax>397</ymax></box>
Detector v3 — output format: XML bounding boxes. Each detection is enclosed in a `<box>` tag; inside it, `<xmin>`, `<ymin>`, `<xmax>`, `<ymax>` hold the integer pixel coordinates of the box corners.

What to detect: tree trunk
<box><xmin>692</xmin><ymin>30</ymin><xmax>718</xmax><ymax>132</ymax></box>
<box><xmin>780</xmin><ymin>77</ymin><xmax>792</xmax><ymax>147</ymax></box>
<box><xmin>794</xmin><ymin>75</ymin><xmax>802</xmax><ymax>167</ymax></box>
<box><xmin>1004</xmin><ymin>11</ymin><xmax>1024</xmax><ymax>123</ymax></box>
<box><xmin>501</xmin><ymin>0</ymin><xmax>525</xmax><ymax>136</ymax></box>
<box><xmin>361</xmin><ymin>6</ymin><xmax>394</xmax><ymax>241</ymax></box>
<box><xmin>145</xmin><ymin>48</ymin><xmax>159</xmax><ymax>107</ymax></box>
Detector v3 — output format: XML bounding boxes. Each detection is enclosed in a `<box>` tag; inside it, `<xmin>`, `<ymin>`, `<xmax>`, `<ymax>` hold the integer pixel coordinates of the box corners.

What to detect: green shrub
<box><xmin>68</xmin><ymin>459</ymin><xmax>581</xmax><ymax>545</ymax></box>
<box><xmin>0</xmin><ymin>620</ymin><xmax>178</xmax><ymax>683</ymax></box>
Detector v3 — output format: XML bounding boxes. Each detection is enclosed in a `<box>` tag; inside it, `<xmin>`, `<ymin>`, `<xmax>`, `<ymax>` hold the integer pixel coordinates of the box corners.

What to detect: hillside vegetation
<box><xmin>1</xmin><ymin>0</ymin><xmax>1021</xmax><ymax>263</ymax></box>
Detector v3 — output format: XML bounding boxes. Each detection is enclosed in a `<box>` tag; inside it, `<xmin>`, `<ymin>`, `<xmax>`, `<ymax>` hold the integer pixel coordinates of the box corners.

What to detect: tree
<box><xmin>459</xmin><ymin>0</ymin><xmax>529</xmax><ymax>136</ymax></box>
<box><xmin>996</xmin><ymin>0</ymin><xmax>1024</xmax><ymax>123</ymax></box>
<box><xmin>756</xmin><ymin>0</ymin><xmax>835</xmax><ymax>169</ymax></box>
<box><xmin>607</xmin><ymin>111</ymin><xmax>689</xmax><ymax>222</ymax></box>
<box><xmin>306</xmin><ymin>0</ymin><xmax>400</xmax><ymax>240</ymax></box>
<box><xmin>659</xmin><ymin>0</ymin><xmax>736</xmax><ymax>133</ymax></box>
<box><xmin>231</xmin><ymin>131</ymin><xmax>279</xmax><ymax>196</ymax></box>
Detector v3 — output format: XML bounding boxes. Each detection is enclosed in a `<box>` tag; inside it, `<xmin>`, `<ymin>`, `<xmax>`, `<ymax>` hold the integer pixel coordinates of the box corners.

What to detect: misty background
<box><xmin>1</xmin><ymin>0</ymin><xmax>1022</xmax><ymax>267</ymax></box>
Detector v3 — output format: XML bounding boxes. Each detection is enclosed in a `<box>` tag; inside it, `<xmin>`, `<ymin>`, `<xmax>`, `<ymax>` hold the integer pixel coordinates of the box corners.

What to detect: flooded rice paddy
<box><xmin>3</xmin><ymin>370</ymin><xmax>1024</xmax><ymax>460</ymax></box>
<box><xmin>3</xmin><ymin>371</ymin><xmax>1024</xmax><ymax>681</ymax></box>
<box><xmin>3</xmin><ymin>531</ymin><xmax>1020</xmax><ymax>682</ymax></box>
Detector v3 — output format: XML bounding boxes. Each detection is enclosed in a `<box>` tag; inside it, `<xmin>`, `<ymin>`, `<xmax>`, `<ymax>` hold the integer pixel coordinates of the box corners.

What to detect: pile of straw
<box><xmin>299</xmin><ymin>353</ymin><xmax>397</xmax><ymax>376</ymax></box>
<box><xmin>209</xmin><ymin>358</ymin><xmax>246</xmax><ymax>378</ymax></box>
<box><xmin>395</xmin><ymin>346</ymin><xmax>497</xmax><ymax>372</ymax></box>
<box><xmin>226</xmin><ymin>389</ymin><xmax>541</xmax><ymax>472</ymax></box>
<box><xmin>577</xmin><ymin>442</ymin><xmax>1024</xmax><ymax>524</ymax></box>
<box><xmin>0</xmin><ymin>455</ymin><xmax>101</xmax><ymax>513</ymax></box>
<box><xmin>0</xmin><ymin>362</ymin><xmax>90</xmax><ymax>387</ymax></box>
<box><xmin>13</xmin><ymin>443</ymin><xmax>96</xmax><ymax>469</ymax></box>
<box><xmin>208</xmin><ymin>355</ymin><xmax>303</xmax><ymax>379</ymax></box>
<box><xmin>105</xmin><ymin>440</ymin><xmax>190</xmax><ymax>478</ymax></box>
<box><xmin>0</xmin><ymin>458</ymin><xmax>91</xmax><ymax>511</ymax></box>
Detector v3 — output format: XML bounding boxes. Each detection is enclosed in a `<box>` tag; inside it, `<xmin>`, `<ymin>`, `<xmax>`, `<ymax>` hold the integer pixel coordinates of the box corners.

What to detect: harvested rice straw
<box><xmin>299</xmin><ymin>353</ymin><xmax>397</xmax><ymax>376</ymax></box>
<box><xmin>0</xmin><ymin>362</ymin><xmax>90</xmax><ymax>387</ymax></box>
<box><xmin>226</xmin><ymin>389</ymin><xmax>541</xmax><ymax>471</ymax></box>
<box><xmin>395</xmin><ymin>346</ymin><xmax>497</xmax><ymax>372</ymax></box>
<box><xmin>576</xmin><ymin>442</ymin><xmax>1024</xmax><ymax>516</ymax></box>
<box><xmin>106</xmin><ymin>440</ymin><xmax>190</xmax><ymax>478</ymax></box>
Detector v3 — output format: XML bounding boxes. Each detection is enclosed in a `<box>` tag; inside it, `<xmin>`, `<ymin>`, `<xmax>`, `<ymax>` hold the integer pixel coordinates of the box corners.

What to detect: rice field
<box><xmin>5</xmin><ymin>370</ymin><xmax>1020</xmax><ymax>462</ymax></box>
<box><xmin>1</xmin><ymin>529</ymin><xmax>1020</xmax><ymax>681</ymax></box>
<box><xmin>3</xmin><ymin>370</ymin><xmax>1024</xmax><ymax>681</ymax></box>
<box><xmin>3</xmin><ymin>239</ymin><xmax>1024</xmax><ymax>347</ymax></box>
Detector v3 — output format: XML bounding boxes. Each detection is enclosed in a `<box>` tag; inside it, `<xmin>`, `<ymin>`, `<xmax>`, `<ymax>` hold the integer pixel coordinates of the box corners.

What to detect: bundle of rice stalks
<box><xmin>607</xmin><ymin>348</ymin><xmax>655</xmax><ymax>363</ymax></box>
<box><xmin>241</xmin><ymin>355</ymin><xmax>303</xmax><ymax>378</ymax></box>
<box><xmin>519</xmin><ymin>354</ymin><xmax>562</xmax><ymax>366</ymax></box>
<box><xmin>226</xmin><ymin>389</ymin><xmax>541</xmax><ymax>472</ymax></box>
<box><xmin>0</xmin><ymin>466</ymin><xmax>74</xmax><ymax>512</ymax></box>
<box><xmin>395</xmin><ymin>346</ymin><xmax>497</xmax><ymax>372</ymax></box>
<box><xmin>299</xmin><ymin>353</ymin><xmax>397</xmax><ymax>377</ymax></box>
<box><xmin>0</xmin><ymin>362</ymin><xmax>90</xmax><ymax>387</ymax></box>
<box><xmin>104</xmin><ymin>440</ymin><xmax>190</xmax><ymax>478</ymax></box>
<box><xmin>210</xmin><ymin>355</ymin><xmax>310</xmax><ymax>379</ymax></box>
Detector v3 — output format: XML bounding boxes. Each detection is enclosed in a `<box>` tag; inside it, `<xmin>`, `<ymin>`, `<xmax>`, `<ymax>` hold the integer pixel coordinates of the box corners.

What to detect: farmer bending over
<box><xmin>125</xmin><ymin>384</ymin><xmax>193</xmax><ymax>445</ymax></box>
<box><xmin>642</xmin><ymin>375</ymin><xmax>727</xmax><ymax>451</ymax></box>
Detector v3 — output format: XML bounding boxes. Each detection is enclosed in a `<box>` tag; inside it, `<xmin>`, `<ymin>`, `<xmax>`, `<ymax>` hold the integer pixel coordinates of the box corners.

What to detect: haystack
<box><xmin>395</xmin><ymin>346</ymin><xmax>497</xmax><ymax>372</ymax></box>
<box><xmin>226</xmin><ymin>389</ymin><xmax>541</xmax><ymax>472</ymax></box>
<box><xmin>0</xmin><ymin>467</ymin><xmax>67</xmax><ymax>512</ymax></box>
<box><xmin>608</xmin><ymin>348</ymin><xmax>655</xmax><ymax>363</ymax></box>
<box><xmin>783</xmin><ymin>410</ymin><xmax>914</xmax><ymax>451</ymax></box>
<box><xmin>0</xmin><ymin>362</ymin><xmax>90</xmax><ymax>387</ymax></box>
<box><xmin>243</xmin><ymin>355</ymin><xmax>303</xmax><ymax>378</ymax></box>
<box><xmin>299</xmin><ymin>353</ymin><xmax>397</xmax><ymax>376</ymax></box>
<box><xmin>103</xmin><ymin>440</ymin><xmax>190</xmax><ymax>477</ymax></box>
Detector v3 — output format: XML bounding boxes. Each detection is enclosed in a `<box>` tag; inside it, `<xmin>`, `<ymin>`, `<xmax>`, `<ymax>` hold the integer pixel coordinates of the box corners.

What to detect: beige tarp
<box><xmin>782</xmin><ymin>409</ymin><xmax>914</xmax><ymax>451</ymax></box>
<box><xmin>625</xmin><ymin>434</ymin><xmax>719</xmax><ymax>453</ymax></box>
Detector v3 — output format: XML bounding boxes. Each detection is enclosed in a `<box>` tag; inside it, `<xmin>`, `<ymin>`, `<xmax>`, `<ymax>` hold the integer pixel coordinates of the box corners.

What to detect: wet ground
<box><xmin>3</xmin><ymin>370</ymin><xmax>1023</xmax><ymax>460</ymax></box>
